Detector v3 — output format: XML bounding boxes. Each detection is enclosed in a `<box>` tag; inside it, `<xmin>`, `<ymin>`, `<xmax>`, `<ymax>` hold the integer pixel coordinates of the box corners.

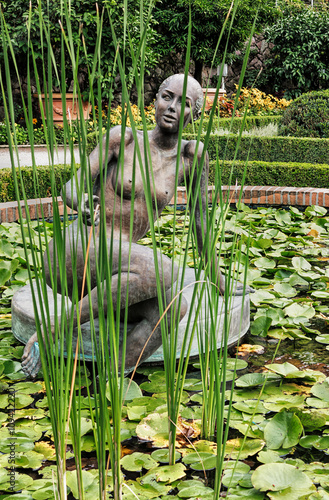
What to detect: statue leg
<box><xmin>122</xmin><ymin>291</ymin><xmax>188</xmax><ymax>369</ymax></box>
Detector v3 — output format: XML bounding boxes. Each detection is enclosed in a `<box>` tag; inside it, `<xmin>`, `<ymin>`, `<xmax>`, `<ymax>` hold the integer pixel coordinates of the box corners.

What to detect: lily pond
<box><xmin>1</xmin><ymin>203</ymin><xmax>329</xmax><ymax>499</ymax></box>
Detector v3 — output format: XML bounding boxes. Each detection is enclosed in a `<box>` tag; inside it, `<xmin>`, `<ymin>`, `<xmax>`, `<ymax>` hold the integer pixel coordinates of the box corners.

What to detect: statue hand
<box><xmin>80</xmin><ymin>194</ymin><xmax>100</xmax><ymax>226</ymax></box>
<box><xmin>21</xmin><ymin>333</ymin><xmax>41</xmax><ymax>379</ymax></box>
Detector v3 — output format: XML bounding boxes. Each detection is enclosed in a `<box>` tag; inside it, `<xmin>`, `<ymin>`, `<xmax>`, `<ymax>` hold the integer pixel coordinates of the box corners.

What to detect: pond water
<box><xmin>1</xmin><ymin>204</ymin><xmax>329</xmax><ymax>499</ymax></box>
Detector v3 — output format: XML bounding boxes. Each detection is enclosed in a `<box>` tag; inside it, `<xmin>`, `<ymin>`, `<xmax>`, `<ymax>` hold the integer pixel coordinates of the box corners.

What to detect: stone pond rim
<box><xmin>11</xmin><ymin>267</ymin><xmax>250</xmax><ymax>364</ymax></box>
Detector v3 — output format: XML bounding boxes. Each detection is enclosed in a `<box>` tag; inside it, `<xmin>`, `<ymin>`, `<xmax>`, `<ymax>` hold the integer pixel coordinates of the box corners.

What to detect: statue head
<box><xmin>155</xmin><ymin>74</ymin><xmax>204</xmax><ymax>130</ymax></box>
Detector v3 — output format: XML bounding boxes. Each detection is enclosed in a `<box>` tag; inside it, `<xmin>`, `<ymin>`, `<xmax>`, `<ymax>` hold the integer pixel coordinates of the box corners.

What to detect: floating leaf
<box><xmin>315</xmin><ymin>335</ymin><xmax>329</xmax><ymax>345</ymax></box>
<box><xmin>151</xmin><ymin>449</ymin><xmax>181</xmax><ymax>464</ymax></box>
<box><xmin>142</xmin><ymin>463</ymin><xmax>186</xmax><ymax>483</ymax></box>
<box><xmin>264</xmin><ymin>411</ymin><xmax>303</xmax><ymax>449</ymax></box>
<box><xmin>284</xmin><ymin>303</ymin><xmax>315</xmax><ymax>319</ymax></box>
<box><xmin>292</xmin><ymin>256</ymin><xmax>312</xmax><ymax>272</ymax></box>
<box><xmin>235</xmin><ymin>372</ymin><xmax>280</xmax><ymax>388</ymax></box>
<box><xmin>265</xmin><ymin>362</ymin><xmax>301</xmax><ymax>378</ymax></box>
<box><xmin>263</xmin><ymin>394</ymin><xmax>305</xmax><ymax>412</ymax></box>
<box><xmin>311</xmin><ymin>380</ymin><xmax>329</xmax><ymax>402</ymax></box>
<box><xmin>224</xmin><ymin>438</ymin><xmax>265</xmax><ymax>459</ymax></box>
<box><xmin>250</xmin><ymin>316</ymin><xmax>272</xmax><ymax>337</ymax></box>
<box><xmin>251</xmin><ymin>463</ymin><xmax>315</xmax><ymax>499</ymax></box>
<box><xmin>121</xmin><ymin>452</ymin><xmax>158</xmax><ymax>472</ymax></box>
<box><xmin>273</xmin><ymin>283</ymin><xmax>297</xmax><ymax>298</ymax></box>
<box><xmin>233</xmin><ymin>400</ymin><xmax>266</xmax><ymax>415</ymax></box>
<box><xmin>253</xmin><ymin>257</ymin><xmax>276</xmax><ymax>269</ymax></box>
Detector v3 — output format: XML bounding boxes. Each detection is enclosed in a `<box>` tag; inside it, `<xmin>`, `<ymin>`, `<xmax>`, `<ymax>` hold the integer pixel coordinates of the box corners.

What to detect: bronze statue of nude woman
<box><xmin>20</xmin><ymin>74</ymin><xmax>243</xmax><ymax>378</ymax></box>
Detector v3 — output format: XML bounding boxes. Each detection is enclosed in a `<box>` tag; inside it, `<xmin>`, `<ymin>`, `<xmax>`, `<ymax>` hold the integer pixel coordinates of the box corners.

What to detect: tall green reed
<box><xmin>1</xmin><ymin>0</ymin><xmax>260</xmax><ymax>498</ymax></box>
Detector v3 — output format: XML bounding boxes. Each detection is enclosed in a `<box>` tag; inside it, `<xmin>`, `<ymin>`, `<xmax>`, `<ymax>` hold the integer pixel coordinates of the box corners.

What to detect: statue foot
<box><xmin>21</xmin><ymin>333</ymin><xmax>41</xmax><ymax>379</ymax></box>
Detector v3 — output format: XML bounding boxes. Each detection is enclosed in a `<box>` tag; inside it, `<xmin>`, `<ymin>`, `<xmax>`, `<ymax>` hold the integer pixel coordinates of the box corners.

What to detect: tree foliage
<box><xmin>1</xmin><ymin>0</ymin><xmax>159</xmax><ymax>99</ymax></box>
<box><xmin>153</xmin><ymin>0</ymin><xmax>278</xmax><ymax>83</ymax></box>
<box><xmin>264</xmin><ymin>5</ymin><xmax>329</xmax><ymax>98</ymax></box>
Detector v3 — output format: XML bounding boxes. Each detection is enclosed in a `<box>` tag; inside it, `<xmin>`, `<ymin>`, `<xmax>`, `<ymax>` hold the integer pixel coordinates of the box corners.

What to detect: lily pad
<box><xmin>224</xmin><ymin>438</ymin><xmax>265</xmax><ymax>459</ymax></box>
<box><xmin>141</xmin><ymin>462</ymin><xmax>186</xmax><ymax>483</ymax></box>
<box><xmin>311</xmin><ymin>380</ymin><xmax>329</xmax><ymax>402</ymax></box>
<box><xmin>121</xmin><ymin>452</ymin><xmax>158</xmax><ymax>472</ymax></box>
<box><xmin>264</xmin><ymin>411</ymin><xmax>303</xmax><ymax>449</ymax></box>
<box><xmin>251</xmin><ymin>463</ymin><xmax>315</xmax><ymax>499</ymax></box>
<box><xmin>151</xmin><ymin>449</ymin><xmax>181</xmax><ymax>464</ymax></box>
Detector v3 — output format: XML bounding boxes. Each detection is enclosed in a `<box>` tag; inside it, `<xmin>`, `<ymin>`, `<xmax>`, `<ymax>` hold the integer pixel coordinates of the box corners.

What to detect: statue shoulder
<box><xmin>184</xmin><ymin>139</ymin><xmax>206</xmax><ymax>160</ymax></box>
<box><xmin>109</xmin><ymin>125</ymin><xmax>134</xmax><ymax>148</ymax></box>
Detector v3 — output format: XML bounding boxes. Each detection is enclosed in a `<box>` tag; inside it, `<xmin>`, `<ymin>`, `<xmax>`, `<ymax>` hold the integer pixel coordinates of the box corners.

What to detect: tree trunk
<box><xmin>194</xmin><ymin>60</ymin><xmax>203</xmax><ymax>86</ymax></box>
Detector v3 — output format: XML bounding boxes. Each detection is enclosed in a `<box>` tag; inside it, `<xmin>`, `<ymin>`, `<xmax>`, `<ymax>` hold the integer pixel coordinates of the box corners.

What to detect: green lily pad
<box><xmin>225</xmin><ymin>438</ymin><xmax>265</xmax><ymax>459</ymax></box>
<box><xmin>233</xmin><ymin>400</ymin><xmax>266</xmax><ymax>415</ymax></box>
<box><xmin>251</xmin><ymin>463</ymin><xmax>314</xmax><ymax>495</ymax></box>
<box><xmin>257</xmin><ymin>450</ymin><xmax>284</xmax><ymax>464</ymax></box>
<box><xmin>315</xmin><ymin>335</ymin><xmax>329</xmax><ymax>345</ymax></box>
<box><xmin>254</xmin><ymin>257</ymin><xmax>276</xmax><ymax>269</ymax></box>
<box><xmin>142</xmin><ymin>462</ymin><xmax>186</xmax><ymax>483</ymax></box>
<box><xmin>264</xmin><ymin>411</ymin><xmax>303</xmax><ymax>449</ymax></box>
<box><xmin>136</xmin><ymin>412</ymin><xmax>169</xmax><ymax>447</ymax></box>
<box><xmin>235</xmin><ymin>372</ymin><xmax>280</xmax><ymax>388</ymax></box>
<box><xmin>250</xmin><ymin>316</ymin><xmax>272</xmax><ymax>337</ymax></box>
<box><xmin>123</xmin><ymin>478</ymin><xmax>170</xmax><ymax>497</ymax></box>
<box><xmin>273</xmin><ymin>283</ymin><xmax>297</xmax><ymax>298</ymax></box>
<box><xmin>263</xmin><ymin>394</ymin><xmax>305</xmax><ymax>412</ymax></box>
<box><xmin>66</xmin><ymin>470</ymin><xmax>101</xmax><ymax>500</ymax></box>
<box><xmin>265</xmin><ymin>362</ymin><xmax>301</xmax><ymax>378</ymax></box>
<box><xmin>121</xmin><ymin>452</ymin><xmax>158</xmax><ymax>472</ymax></box>
<box><xmin>0</xmin><ymin>450</ymin><xmax>44</xmax><ymax>469</ymax></box>
<box><xmin>311</xmin><ymin>380</ymin><xmax>329</xmax><ymax>402</ymax></box>
<box><xmin>182</xmin><ymin>452</ymin><xmax>217</xmax><ymax>471</ymax></box>
<box><xmin>284</xmin><ymin>302</ymin><xmax>315</xmax><ymax>319</ymax></box>
<box><xmin>151</xmin><ymin>449</ymin><xmax>181</xmax><ymax>464</ymax></box>
<box><xmin>292</xmin><ymin>256</ymin><xmax>312</xmax><ymax>272</ymax></box>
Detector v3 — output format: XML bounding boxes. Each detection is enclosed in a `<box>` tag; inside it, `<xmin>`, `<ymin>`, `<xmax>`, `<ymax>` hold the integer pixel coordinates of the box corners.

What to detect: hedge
<box><xmin>1</xmin><ymin>159</ymin><xmax>329</xmax><ymax>204</ymax></box>
<box><xmin>185</xmin><ymin>115</ymin><xmax>282</xmax><ymax>135</ymax></box>
<box><xmin>211</xmin><ymin>160</ymin><xmax>329</xmax><ymax>189</ymax></box>
<box><xmin>182</xmin><ymin>134</ymin><xmax>329</xmax><ymax>165</ymax></box>
<box><xmin>0</xmin><ymin>165</ymin><xmax>73</xmax><ymax>202</ymax></box>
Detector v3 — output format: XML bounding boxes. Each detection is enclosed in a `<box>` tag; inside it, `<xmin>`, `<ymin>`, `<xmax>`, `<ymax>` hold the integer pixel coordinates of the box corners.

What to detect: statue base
<box><xmin>11</xmin><ymin>268</ymin><xmax>250</xmax><ymax>364</ymax></box>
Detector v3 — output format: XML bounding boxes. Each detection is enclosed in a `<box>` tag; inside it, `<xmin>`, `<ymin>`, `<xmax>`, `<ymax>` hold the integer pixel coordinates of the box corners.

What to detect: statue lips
<box><xmin>162</xmin><ymin>113</ymin><xmax>177</xmax><ymax>125</ymax></box>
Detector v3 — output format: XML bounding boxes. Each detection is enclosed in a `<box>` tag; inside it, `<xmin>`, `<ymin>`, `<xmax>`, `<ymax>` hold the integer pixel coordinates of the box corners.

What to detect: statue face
<box><xmin>155</xmin><ymin>75</ymin><xmax>199</xmax><ymax>133</ymax></box>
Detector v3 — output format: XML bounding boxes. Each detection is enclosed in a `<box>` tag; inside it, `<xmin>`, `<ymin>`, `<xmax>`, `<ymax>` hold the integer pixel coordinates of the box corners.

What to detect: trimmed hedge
<box><xmin>0</xmin><ymin>165</ymin><xmax>73</xmax><ymax>202</ymax></box>
<box><xmin>185</xmin><ymin>115</ymin><xmax>281</xmax><ymax>134</ymax></box>
<box><xmin>1</xmin><ymin>159</ymin><xmax>329</xmax><ymax>205</ymax></box>
<box><xmin>183</xmin><ymin>134</ymin><xmax>329</xmax><ymax>165</ymax></box>
<box><xmin>211</xmin><ymin>160</ymin><xmax>329</xmax><ymax>189</ymax></box>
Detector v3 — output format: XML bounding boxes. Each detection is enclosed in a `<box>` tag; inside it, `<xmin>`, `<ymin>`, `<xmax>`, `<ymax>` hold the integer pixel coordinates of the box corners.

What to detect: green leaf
<box><xmin>235</xmin><ymin>373</ymin><xmax>280</xmax><ymax>388</ymax></box>
<box><xmin>284</xmin><ymin>302</ymin><xmax>315</xmax><ymax>319</ymax></box>
<box><xmin>315</xmin><ymin>335</ymin><xmax>329</xmax><ymax>345</ymax></box>
<box><xmin>292</xmin><ymin>256</ymin><xmax>312</xmax><ymax>272</ymax></box>
<box><xmin>264</xmin><ymin>411</ymin><xmax>303</xmax><ymax>449</ymax></box>
<box><xmin>273</xmin><ymin>283</ymin><xmax>297</xmax><ymax>298</ymax></box>
<box><xmin>143</xmin><ymin>463</ymin><xmax>186</xmax><ymax>483</ymax></box>
<box><xmin>251</xmin><ymin>463</ymin><xmax>314</xmax><ymax>498</ymax></box>
<box><xmin>311</xmin><ymin>379</ymin><xmax>329</xmax><ymax>402</ymax></box>
<box><xmin>250</xmin><ymin>316</ymin><xmax>272</xmax><ymax>336</ymax></box>
<box><xmin>253</xmin><ymin>257</ymin><xmax>276</xmax><ymax>269</ymax></box>
<box><xmin>225</xmin><ymin>438</ymin><xmax>265</xmax><ymax>459</ymax></box>
<box><xmin>121</xmin><ymin>452</ymin><xmax>158</xmax><ymax>472</ymax></box>
<box><xmin>151</xmin><ymin>449</ymin><xmax>181</xmax><ymax>464</ymax></box>
<box><xmin>265</xmin><ymin>362</ymin><xmax>300</xmax><ymax>378</ymax></box>
<box><xmin>263</xmin><ymin>394</ymin><xmax>305</xmax><ymax>412</ymax></box>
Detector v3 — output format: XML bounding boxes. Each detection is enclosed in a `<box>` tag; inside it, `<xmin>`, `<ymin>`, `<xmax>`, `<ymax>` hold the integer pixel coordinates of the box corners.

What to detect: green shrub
<box><xmin>0</xmin><ymin>164</ymin><xmax>73</xmax><ymax>202</ymax></box>
<box><xmin>264</xmin><ymin>6</ymin><xmax>329</xmax><ymax>98</ymax></box>
<box><xmin>210</xmin><ymin>160</ymin><xmax>329</xmax><ymax>189</ymax></box>
<box><xmin>279</xmin><ymin>90</ymin><xmax>329</xmax><ymax>138</ymax></box>
<box><xmin>182</xmin><ymin>133</ymin><xmax>329</xmax><ymax>165</ymax></box>
<box><xmin>185</xmin><ymin>115</ymin><xmax>281</xmax><ymax>135</ymax></box>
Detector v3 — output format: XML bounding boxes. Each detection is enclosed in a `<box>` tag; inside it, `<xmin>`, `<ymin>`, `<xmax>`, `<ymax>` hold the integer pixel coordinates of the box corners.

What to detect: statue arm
<box><xmin>61</xmin><ymin>126</ymin><xmax>124</xmax><ymax>212</ymax></box>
